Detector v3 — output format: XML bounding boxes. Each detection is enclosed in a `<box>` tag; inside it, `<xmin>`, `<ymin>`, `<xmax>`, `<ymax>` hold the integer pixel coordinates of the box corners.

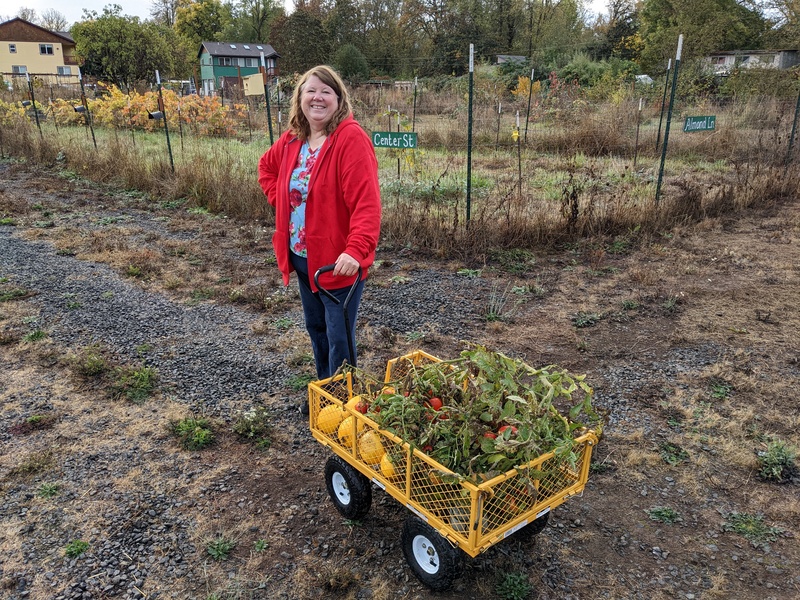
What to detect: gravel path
<box><xmin>2</xmin><ymin>164</ymin><xmax>798</xmax><ymax>600</ymax></box>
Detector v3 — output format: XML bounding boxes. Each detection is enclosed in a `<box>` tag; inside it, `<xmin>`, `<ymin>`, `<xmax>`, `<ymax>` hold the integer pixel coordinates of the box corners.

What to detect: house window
<box><xmin>12</xmin><ymin>65</ymin><xmax>27</xmax><ymax>74</ymax></box>
<box><xmin>219</xmin><ymin>57</ymin><xmax>232</xmax><ymax>66</ymax></box>
<box><xmin>245</xmin><ymin>58</ymin><xmax>258</xmax><ymax>68</ymax></box>
<box><xmin>9</xmin><ymin>43</ymin><xmax>16</xmax><ymax>53</ymax></box>
<box><xmin>57</xmin><ymin>66</ymin><xmax>71</xmax><ymax>75</ymax></box>
<box><xmin>39</xmin><ymin>44</ymin><xmax>54</xmax><ymax>55</ymax></box>
<box><xmin>238</xmin><ymin>57</ymin><xmax>245</xmax><ymax>67</ymax></box>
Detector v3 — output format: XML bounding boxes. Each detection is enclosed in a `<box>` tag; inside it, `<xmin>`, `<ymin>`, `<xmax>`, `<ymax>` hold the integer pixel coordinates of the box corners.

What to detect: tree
<box><xmin>225</xmin><ymin>0</ymin><xmax>283</xmax><ymax>42</ymax></box>
<box><xmin>72</xmin><ymin>6</ymin><xmax>175</xmax><ymax>89</ymax></box>
<box><xmin>16</xmin><ymin>7</ymin><xmax>38</xmax><ymax>22</ymax></box>
<box><xmin>175</xmin><ymin>0</ymin><xmax>232</xmax><ymax>46</ymax></box>
<box><xmin>270</xmin><ymin>9</ymin><xmax>332</xmax><ymax>73</ymax></box>
<box><xmin>150</xmin><ymin>0</ymin><xmax>180</xmax><ymax>26</ymax></box>
<box><xmin>639</xmin><ymin>0</ymin><xmax>769</xmax><ymax>72</ymax></box>
<box><xmin>759</xmin><ymin>0</ymin><xmax>800</xmax><ymax>46</ymax></box>
<box><xmin>40</xmin><ymin>9</ymin><xmax>69</xmax><ymax>31</ymax></box>
<box><xmin>334</xmin><ymin>43</ymin><xmax>370</xmax><ymax>81</ymax></box>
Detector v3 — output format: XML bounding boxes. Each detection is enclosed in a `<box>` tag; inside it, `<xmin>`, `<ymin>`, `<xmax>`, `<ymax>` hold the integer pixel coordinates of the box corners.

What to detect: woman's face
<box><xmin>300</xmin><ymin>74</ymin><xmax>339</xmax><ymax>131</ymax></box>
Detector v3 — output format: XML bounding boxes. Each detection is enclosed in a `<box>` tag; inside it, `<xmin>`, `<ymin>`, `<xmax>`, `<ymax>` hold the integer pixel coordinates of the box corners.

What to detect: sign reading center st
<box><xmin>683</xmin><ymin>115</ymin><xmax>716</xmax><ymax>133</ymax></box>
<box><xmin>372</xmin><ymin>131</ymin><xmax>418</xmax><ymax>149</ymax></box>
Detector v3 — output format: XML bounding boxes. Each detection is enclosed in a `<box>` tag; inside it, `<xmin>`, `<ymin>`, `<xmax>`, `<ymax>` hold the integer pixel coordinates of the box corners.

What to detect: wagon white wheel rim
<box><xmin>331</xmin><ymin>471</ymin><xmax>351</xmax><ymax>505</ymax></box>
<box><xmin>411</xmin><ymin>534</ymin><xmax>440</xmax><ymax>574</ymax></box>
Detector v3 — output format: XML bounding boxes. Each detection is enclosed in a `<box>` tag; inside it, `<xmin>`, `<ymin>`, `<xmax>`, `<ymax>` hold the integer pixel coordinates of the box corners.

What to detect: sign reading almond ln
<box><xmin>371</xmin><ymin>131</ymin><xmax>418</xmax><ymax>148</ymax></box>
<box><xmin>683</xmin><ymin>115</ymin><xmax>716</xmax><ymax>132</ymax></box>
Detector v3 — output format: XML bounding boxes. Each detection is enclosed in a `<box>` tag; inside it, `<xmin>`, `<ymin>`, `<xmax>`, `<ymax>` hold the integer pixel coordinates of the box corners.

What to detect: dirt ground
<box><xmin>1</xmin><ymin>162</ymin><xmax>799</xmax><ymax>600</ymax></box>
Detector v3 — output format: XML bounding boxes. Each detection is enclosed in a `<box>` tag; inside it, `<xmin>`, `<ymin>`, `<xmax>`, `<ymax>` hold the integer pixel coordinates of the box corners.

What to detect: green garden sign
<box><xmin>683</xmin><ymin>115</ymin><xmax>716</xmax><ymax>132</ymax></box>
<box><xmin>372</xmin><ymin>131</ymin><xmax>418</xmax><ymax>149</ymax></box>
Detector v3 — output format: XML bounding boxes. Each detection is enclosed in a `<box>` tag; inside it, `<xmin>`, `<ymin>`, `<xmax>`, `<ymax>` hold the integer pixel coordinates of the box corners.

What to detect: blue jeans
<box><xmin>290</xmin><ymin>253</ymin><xmax>364</xmax><ymax>379</ymax></box>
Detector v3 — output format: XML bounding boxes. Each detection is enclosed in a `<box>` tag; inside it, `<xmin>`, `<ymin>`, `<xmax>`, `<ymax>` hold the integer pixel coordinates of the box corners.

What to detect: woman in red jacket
<box><xmin>258</xmin><ymin>65</ymin><xmax>381</xmax><ymax>381</ymax></box>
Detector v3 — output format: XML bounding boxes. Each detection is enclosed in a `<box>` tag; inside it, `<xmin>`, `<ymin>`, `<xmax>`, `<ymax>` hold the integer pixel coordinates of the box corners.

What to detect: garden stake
<box><xmin>656</xmin><ymin>37</ymin><xmax>683</xmax><ymax>205</ymax></box>
<box><xmin>26</xmin><ymin>73</ymin><xmax>43</xmax><ymax>140</ymax></box>
<box><xmin>515</xmin><ymin>111</ymin><xmax>522</xmax><ymax>198</ymax></box>
<box><xmin>785</xmin><ymin>91</ymin><xmax>800</xmax><ymax>168</ymax></box>
<box><xmin>466</xmin><ymin>43</ymin><xmax>474</xmax><ymax>225</ymax></box>
<box><xmin>155</xmin><ymin>70</ymin><xmax>175</xmax><ymax>173</ymax></box>
<box><xmin>655</xmin><ymin>59</ymin><xmax>671</xmax><ymax>152</ymax></box>
<box><xmin>397</xmin><ymin>111</ymin><xmax>401</xmax><ymax>178</ymax></box>
<box><xmin>178</xmin><ymin>102</ymin><xmax>184</xmax><ymax>152</ymax></box>
<box><xmin>77</xmin><ymin>68</ymin><xmax>97</xmax><ymax>151</ymax></box>
<box><xmin>524</xmin><ymin>68</ymin><xmax>534</xmax><ymax>144</ymax></box>
<box><xmin>412</xmin><ymin>76</ymin><xmax>418</xmax><ymax>132</ymax></box>
<box><xmin>260</xmin><ymin>52</ymin><xmax>274</xmax><ymax>145</ymax></box>
<box><xmin>495</xmin><ymin>101</ymin><xmax>502</xmax><ymax>151</ymax></box>
<box><xmin>633</xmin><ymin>97</ymin><xmax>643</xmax><ymax>168</ymax></box>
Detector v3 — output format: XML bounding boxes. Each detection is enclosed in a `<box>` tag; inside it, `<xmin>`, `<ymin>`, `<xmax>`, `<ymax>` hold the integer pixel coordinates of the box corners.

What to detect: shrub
<box><xmin>757</xmin><ymin>440</ymin><xmax>797</xmax><ymax>482</ymax></box>
<box><xmin>171</xmin><ymin>417</ymin><xmax>215</xmax><ymax>450</ymax></box>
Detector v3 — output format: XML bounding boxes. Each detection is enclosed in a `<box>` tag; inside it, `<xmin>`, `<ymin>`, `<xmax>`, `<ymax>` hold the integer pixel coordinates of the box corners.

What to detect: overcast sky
<box><xmin>2</xmin><ymin>1</ymin><xmax>611</xmax><ymax>29</ymax></box>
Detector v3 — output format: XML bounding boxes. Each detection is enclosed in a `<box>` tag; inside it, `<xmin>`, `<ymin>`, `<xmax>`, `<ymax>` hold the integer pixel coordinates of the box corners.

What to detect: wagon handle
<box><xmin>313</xmin><ymin>263</ymin><xmax>363</xmax><ymax>368</ymax></box>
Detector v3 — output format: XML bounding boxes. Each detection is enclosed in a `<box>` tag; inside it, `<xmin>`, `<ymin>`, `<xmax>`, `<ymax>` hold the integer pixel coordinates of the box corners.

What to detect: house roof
<box><xmin>708</xmin><ymin>49</ymin><xmax>797</xmax><ymax>56</ymax></box>
<box><xmin>0</xmin><ymin>17</ymin><xmax>75</xmax><ymax>45</ymax></box>
<box><xmin>198</xmin><ymin>41</ymin><xmax>280</xmax><ymax>60</ymax></box>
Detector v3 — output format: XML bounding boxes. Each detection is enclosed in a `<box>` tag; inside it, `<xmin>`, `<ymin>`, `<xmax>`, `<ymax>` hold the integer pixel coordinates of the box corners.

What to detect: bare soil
<box><xmin>1</xmin><ymin>162</ymin><xmax>798</xmax><ymax>600</ymax></box>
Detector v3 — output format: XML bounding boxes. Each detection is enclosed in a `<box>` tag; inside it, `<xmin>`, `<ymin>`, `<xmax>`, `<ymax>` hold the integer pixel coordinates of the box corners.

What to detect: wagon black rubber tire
<box><xmin>512</xmin><ymin>509</ymin><xmax>550</xmax><ymax>542</ymax></box>
<box><xmin>324</xmin><ymin>455</ymin><xmax>372</xmax><ymax>520</ymax></box>
<box><xmin>401</xmin><ymin>516</ymin><xmax>463</xmax><ymax>591</ymax></box>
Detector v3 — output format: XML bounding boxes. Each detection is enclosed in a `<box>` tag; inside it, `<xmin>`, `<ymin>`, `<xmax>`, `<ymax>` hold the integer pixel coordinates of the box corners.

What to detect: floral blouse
<box><xmin>288</xmin><ymin>141</ymin><xmax>320</xmax><ymax>257</ymax></box>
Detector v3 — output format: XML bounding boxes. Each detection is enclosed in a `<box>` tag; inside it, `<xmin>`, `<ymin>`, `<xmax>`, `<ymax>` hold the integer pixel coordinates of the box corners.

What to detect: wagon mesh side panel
<box><xmin>309</xmin><ymin>375</ymin><xmax>351</xmax><ymax>447</ymax></box>
<box><xmin>479</xmin><ymin>439</ymin><xmax>590</xmax><ymax>538</ymax></box>
<box><xmin>408</xmin><ymin>454</ymin><xmax>472</xmax><ymax>539</ymax></box>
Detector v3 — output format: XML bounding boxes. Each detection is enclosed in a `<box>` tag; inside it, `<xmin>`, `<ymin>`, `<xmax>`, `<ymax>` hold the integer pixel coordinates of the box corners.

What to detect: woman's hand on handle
<box><xmin>332</xmin><ymin>252</ymin><xmax>360</xmax><ymax>278</ymax></box>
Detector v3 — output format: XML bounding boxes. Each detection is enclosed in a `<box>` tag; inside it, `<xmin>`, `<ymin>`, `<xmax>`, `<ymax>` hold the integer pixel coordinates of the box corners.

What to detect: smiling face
<box><xmin>300</xmin><ymin>75</ymin><xmax>340</xmax><ymax>133</ymax></box>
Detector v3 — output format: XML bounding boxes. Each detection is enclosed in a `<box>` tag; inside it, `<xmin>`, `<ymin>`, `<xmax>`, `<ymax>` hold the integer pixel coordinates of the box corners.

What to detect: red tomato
<box><xmin>483</xmin><ymin>432</ymin><xmax>497</xmax><ymax>440</ymax></box>
<box><xmin>422</xmin><ymin>444</ymin><xmax>433</xmax><ymax>453</ymax></box>
<box><xmin>498</xmin><ymin>425</ymin><xmax>518</xmax><ymax>435</ymax></box>
<box><xmin>428</xmin><ymin>397</ymin><xmax>443</xmax><ymax>411</ymax></box>
<box><xmin>355</xmin><ymin>399</ymin><xmax>369</xmax><ymax>414</ymax></box>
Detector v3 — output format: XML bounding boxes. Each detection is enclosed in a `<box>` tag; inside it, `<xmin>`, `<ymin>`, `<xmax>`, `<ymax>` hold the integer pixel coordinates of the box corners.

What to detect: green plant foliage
<box><xmin>334</xmin><ymin>44</ymin><xmax>370</xmax><ymax>82</ymax></box>
<box><xmin>572</xmin><ymin>311</ymin><xmax>602</xmax><ymax>328</ymax></box>
<box><xmin>23</xmin><ymin>329</ymin><xmax>47</xmax><ymax>342</ymax></box>
<box><xmin>659</xmin><ymin>442</ymin><xmax>689</xmax><ymax>466</ymax></box>
<box><xmin>37</xmin><ymin>483</ymin><xmax>60</xmax><ymax>498</ymax></box>
<box><xmin>723</xmin><ymin>513</ymin><xmax>784</xmax><ymax>548</ymax></box>
<box><xmin>70</xmin><ymin>344</ymin><xmax>109</xmax><ymax>378</ymax></box>
<box><xmin>286</xmin><ymin>373</ymin><xmax>313</xmax><ymax>391</ymax></box>
<box><xmin>496</xmin><ymin>571</ymin><xmax>533</xmax><ymax>600</ymax></box>
<box><xmin>0</xmin><ymin>288</ymin><xmax>30</xmax><ymax>302</ymax></box>
<box><xmin>206</xmin><ymin>536</ymin><xmax>236</xmax><ymax>560</ymax></box>
<box><xmin>65</xmin><ymin>539</ymin><xmax>90</xmax><ymax>558</ymax></box>
<box><xmin>645</xmin><ymin>506</ymin><xmax>681</xmax><ymax>524</ymax></box>
<box><xmin>171</xmin><ymin>416</ymin><xmax>215</xmax><ymax>450</ymax></box>
<box><xmin>112</xmin><ymin>365</ymin><xmax>158</xmax><ymax>403</ymax></box>
<box><xmin>233</xmin><ymin>406</ymin><xmax>272</xmax><ymax>450</ymax></box>
<box><xmin>757</xmin><ymin>440</ymin><xmax>797</xmax><ymax>482</ymax></box>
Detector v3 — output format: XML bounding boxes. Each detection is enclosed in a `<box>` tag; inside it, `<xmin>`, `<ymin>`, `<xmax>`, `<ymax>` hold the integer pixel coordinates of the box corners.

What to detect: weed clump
<box><xmin>171</xmin><ymin>416</ymin><xmax>215</xmax><ymax>450</ymax></box>
<box><xmin>757</xmin><ymin>440</ymin><xmax>797</xmax><ymax>483</ymax></box>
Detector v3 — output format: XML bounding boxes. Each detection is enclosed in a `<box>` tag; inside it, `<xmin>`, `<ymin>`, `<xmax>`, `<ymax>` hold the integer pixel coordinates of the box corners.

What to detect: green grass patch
<box><xmin>112</xmin><ymin>365</ymin><xmax>158</xmax><ymax>403</ymax></box>
<box><xmin>286</xmin><ymin>373</ymin><xmax>314</xmax><ymax>391</ymax></box>
<box><xmin>495</xmin><ymin>572</ymin><xmax>533</xmax><ymax>600</ymax></box>
<box><xmin>645</xmin><ymin>506</ymin><xmax>681</xmax><ymax>524</ymax></box>
<box><xmin>757</xmin><ymin>440</ymin><xmax>797</xmax><ymax>482</ymax></box>
<box><xmin>0</xmin><ymin>288</ymin><xmax>31</xmax><ymax>302</ymax></box>
<box><xmin>65</xmin><ymin>540</ymin><xmax>90</xmax><ymax>558</ymax></box>
<box><xmin>659</xmin><ymin>442</ymin><xmax>689</xmax><ymax>466</ymax></box>
<box><xmin>723</xmin><ymin>513</ymin><xmax>784</xmax><ymax>548</ymax></box>
<box><xmin>206</xmin><ymin>536</ymin><xmax>236</xmax><ymax>560</ymax></box>
<box><xmin>171</xmin><ymin>416</ymin><xmax>215</xmax><ymax>450</ymax></box>
<box><xmin>232</xmin><ymin>406</ymin><xmax>272</xmax><ymax>450</ymax></box>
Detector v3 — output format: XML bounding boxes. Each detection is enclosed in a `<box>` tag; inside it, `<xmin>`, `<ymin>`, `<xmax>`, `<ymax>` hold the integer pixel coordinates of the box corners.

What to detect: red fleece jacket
<box><xmin>258</xmin><ymin>116</ymin><xmax>381</xmax><ymax>292</ymax></box>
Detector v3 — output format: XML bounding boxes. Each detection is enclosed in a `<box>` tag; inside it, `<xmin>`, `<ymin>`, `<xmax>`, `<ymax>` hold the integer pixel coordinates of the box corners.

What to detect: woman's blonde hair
<box><xmin>289</xmin><ymin>65</ymin><xmax>352</xmax><ymax>140</ymax></box>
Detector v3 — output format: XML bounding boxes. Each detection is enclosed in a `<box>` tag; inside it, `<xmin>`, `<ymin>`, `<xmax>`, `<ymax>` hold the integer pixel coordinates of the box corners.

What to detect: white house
<box><xmin>707</xmin><ymin>49</ymin><xmax>799</xmax><ymax>75</ymax></box>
